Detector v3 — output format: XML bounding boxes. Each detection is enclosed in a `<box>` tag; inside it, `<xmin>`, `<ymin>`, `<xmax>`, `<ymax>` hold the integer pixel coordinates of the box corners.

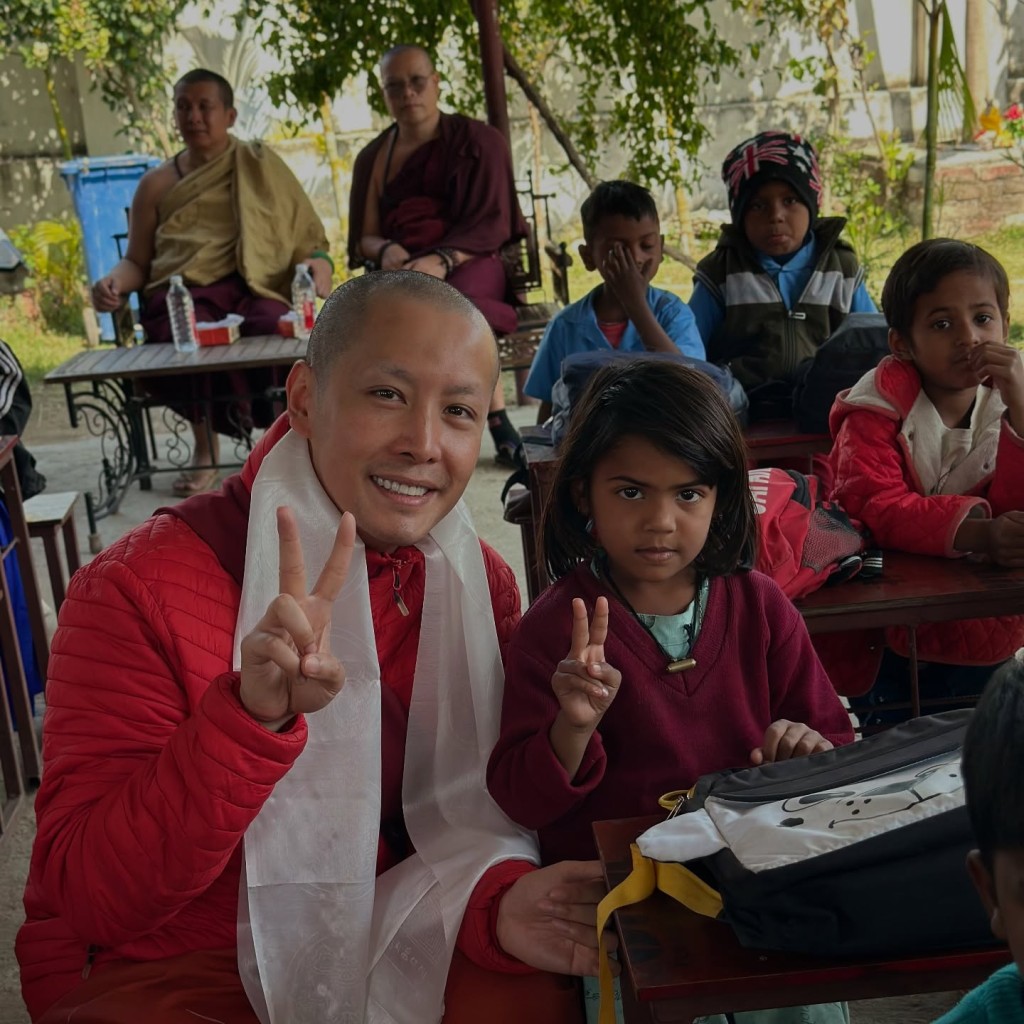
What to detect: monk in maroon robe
<box><xmin>348</xmin><ymin>45</ymin><xmax>526</xmax><ymax>466</ymax></box>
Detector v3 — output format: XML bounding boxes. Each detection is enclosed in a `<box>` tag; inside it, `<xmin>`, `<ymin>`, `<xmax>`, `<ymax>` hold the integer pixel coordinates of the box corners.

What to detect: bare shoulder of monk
<box><xmin>135</xmin><ymin>161</ymin><xmax>183</xmax><ymax>211</ymax></box>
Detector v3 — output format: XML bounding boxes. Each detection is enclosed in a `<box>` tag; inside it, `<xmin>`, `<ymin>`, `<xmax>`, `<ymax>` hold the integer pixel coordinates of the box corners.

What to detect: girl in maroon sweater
<box><xmin>488</xmin><ymin>358</ymin><xmax>852</xmax><ymax>859</ymax></box>
<box><xmin>488</xmin><ymin>359</ymin><xmax>852</xmax><ymax>1021</ymax></box>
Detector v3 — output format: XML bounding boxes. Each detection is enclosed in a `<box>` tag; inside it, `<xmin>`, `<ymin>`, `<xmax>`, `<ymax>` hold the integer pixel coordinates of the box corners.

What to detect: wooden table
<box><xmin>0</xmin><ymin>436</ymin><xmax>46</xmax><ymax>842</ymax></box>
<box><xmin>44</xmin><ymin>336</ymin><xmax>306</xmax><ymax>521</ymax></box>
<box><xmin>594</xmin><ymin>815</ymin><xmax>1009</xmax><ymax>1022</ymax></box>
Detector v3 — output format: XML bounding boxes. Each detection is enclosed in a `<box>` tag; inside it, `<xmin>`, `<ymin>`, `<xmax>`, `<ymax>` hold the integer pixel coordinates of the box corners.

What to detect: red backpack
<box><xmin>750</xmin><ymin>467</ymin><xmax>875</xmax><ymax>600</ymax></box>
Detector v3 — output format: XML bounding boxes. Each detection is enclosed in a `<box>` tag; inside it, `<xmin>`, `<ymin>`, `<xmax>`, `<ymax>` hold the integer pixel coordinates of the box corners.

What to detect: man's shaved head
<box><xmin>305</xmin><ymin>270</ymin><xmax>495</xmax><ymax>388</ymax></box>
<box><xmin>380</xmin><ymin>44</ymin><xmax>433</xmax><ymax>75</ymax></box>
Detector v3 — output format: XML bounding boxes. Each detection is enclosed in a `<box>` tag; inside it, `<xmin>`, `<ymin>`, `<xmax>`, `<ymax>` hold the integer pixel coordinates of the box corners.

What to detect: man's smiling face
<box><xmin>287</xmin><ymin>293</ymin><xmax>497</xmax><ymax>551</ymax></box>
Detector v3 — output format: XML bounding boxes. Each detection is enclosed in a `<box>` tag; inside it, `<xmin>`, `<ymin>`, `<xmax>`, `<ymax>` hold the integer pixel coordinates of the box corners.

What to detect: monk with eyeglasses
<box><xmin>348</xmin><ymin>45</ymin><xmax>527</xmax><ymax>468</ymax></box>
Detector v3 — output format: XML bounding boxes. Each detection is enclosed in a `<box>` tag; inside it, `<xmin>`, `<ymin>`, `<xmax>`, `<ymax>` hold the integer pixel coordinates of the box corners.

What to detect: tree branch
<box><xmin>502</xmin><ymin>45</ymin><xmax>696</xmax><ymax>270</ymax></box>
<box><xmin>502</xmin><ymin>45</ymin><xmax>597</xmax><ymax>190</ymax></box>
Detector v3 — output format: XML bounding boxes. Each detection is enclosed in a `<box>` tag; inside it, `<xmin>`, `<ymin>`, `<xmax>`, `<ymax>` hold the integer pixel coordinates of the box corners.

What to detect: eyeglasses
<box><xmin>382</xmin><ymin>75</ymin><xmax>433</xmax><ymax>98</ymax></box>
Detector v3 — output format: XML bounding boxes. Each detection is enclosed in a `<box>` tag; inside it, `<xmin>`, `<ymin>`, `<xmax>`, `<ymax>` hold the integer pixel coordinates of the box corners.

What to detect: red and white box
<box><xmin>197</xmin><ymin>313</ymin><xmax>244</xmax><ymax>346</ymax></box>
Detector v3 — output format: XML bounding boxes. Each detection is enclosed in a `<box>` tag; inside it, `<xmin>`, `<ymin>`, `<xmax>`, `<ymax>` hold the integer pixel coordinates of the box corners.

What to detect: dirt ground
<box><xmin>0</xmin><ymin>386</ymin><xmax>971</xmax><ymax>1023</ymax></box>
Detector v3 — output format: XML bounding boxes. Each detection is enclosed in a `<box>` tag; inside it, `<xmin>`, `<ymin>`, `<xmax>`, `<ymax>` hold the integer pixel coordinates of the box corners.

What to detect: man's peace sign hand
<box><xmin>239</xmin><ymin>507</ymin><xmax>356</xmax><ymax>730</ymax></box>
<box><xmin>551</xmin><ymin>597</ymin><xmax>622</xmax><ymax>730</ymax></box>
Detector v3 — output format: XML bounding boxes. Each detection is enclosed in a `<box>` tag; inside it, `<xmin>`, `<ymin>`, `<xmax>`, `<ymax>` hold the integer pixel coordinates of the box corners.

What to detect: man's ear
<box><xmin>967</xmin><ymin>850</ymin><xmax>1006</xmax><ymax>941</ymax></box>
<box><xmin>578</xmin><ymin>242</ymin><xmax>596</xmax><ymax>272</ymax></box>
<box><xmin>286</xmin><ymin>361</ymin><xmax>316</xmax><ymax>439</ymax></box>
<box><xmin>227</xmin><ymin>106</ymin><xmax>238</xmax><ymax>129</ymax></box>
<box><xmin>889</xmin><ymin>327</ymin><xmax>913</xmax><ymax>361</ymax></box>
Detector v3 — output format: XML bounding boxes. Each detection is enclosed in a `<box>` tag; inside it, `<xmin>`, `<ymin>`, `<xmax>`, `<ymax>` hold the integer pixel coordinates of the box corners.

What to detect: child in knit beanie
<box><xmin>690</xmin><ymin>130</ymin><xmax>877</xmax><ymax>419</ymax></box>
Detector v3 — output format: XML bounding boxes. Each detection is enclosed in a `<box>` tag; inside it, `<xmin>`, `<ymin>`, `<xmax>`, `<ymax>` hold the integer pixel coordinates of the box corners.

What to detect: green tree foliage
<box><xmin>239</xmin><ymin>0</ymin><xmax>800</xmax><ymax>189</ymax></box>
<box><xmin>2</xmin><ymin>0</ymin><xmax>188</xmax><ymax>157</ymax></box>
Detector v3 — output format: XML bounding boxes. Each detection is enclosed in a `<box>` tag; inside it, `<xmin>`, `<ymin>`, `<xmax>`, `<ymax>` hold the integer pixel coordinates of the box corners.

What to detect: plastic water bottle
<box><xmin>167</xmin><ymin>274</ymin><xmax>198</xmax><ymax>353</ymax></box>
<box><xmin>291</xmin><ymin>263</ymin><xmax>316</xmax><ymax>341</ymax></box>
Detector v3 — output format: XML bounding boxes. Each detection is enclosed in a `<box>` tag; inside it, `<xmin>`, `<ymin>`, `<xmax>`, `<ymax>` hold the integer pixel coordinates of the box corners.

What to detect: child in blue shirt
<box><xmin>524</xmin><ymin>180</ymin><xmax>704</xmax><ymax>423</ymax></box>
<box><xmin>690</xmin><ymin>131</ymin><xmax>876</xmax><ymax>420</ymax></box>
<box><xmin>933</xmin><ymin>656</ymin><xmax>1024</xmax><ymax>1023</ymax></box>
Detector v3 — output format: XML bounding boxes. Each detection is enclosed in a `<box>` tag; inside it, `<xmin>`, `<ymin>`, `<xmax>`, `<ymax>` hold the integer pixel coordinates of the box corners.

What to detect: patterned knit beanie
<box><xmin>721</xmin><ymin>131</ymin><xmax>823</xmax><ymax>226</ymax></box>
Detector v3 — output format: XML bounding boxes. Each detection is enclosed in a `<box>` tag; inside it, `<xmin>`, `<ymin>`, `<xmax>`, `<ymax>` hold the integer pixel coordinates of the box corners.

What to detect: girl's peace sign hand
<box><xmin>551</xmin><ymin>597</ymin><xmax>622</xmax><ymax>730</ymax></box>
<box><xmin>239</xmin><ymin>507</ymin><xmax>357</xmax><ymax>730</ymax></box>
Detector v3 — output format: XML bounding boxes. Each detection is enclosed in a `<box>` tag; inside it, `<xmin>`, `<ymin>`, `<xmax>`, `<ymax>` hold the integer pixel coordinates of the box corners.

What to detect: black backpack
<box><xmin>791</xmin><ymin>312</ymin><xmax>889</xmax><ymax>435</ymax></box>
<box><xmin>600</xmin><ymin>712</ymin><xmax>995</xmax><ymax>960</ymax></box>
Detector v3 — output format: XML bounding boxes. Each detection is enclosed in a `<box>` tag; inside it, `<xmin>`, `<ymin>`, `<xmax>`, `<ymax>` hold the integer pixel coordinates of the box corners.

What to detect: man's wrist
<box><xmin>376</xmin><ymin>239</ymin><xmax>398</xmax><ymax>266</ymax></box>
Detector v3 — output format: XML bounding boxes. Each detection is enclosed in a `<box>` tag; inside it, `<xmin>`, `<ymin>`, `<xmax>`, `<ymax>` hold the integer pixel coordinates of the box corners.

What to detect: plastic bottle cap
<box><xmin>295</xmin><ymin>263</ymin><xmax>308</xmax><ymax>272</ymax></box>
<box><xmin>170</xmin><ymin>274</ymin><xmax>184</xmax><ymax>285</ymax></box>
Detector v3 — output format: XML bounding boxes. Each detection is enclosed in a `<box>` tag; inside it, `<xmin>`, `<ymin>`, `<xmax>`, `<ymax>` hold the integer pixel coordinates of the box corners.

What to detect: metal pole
<box><xmin>473</xmin><ymin>0</ymin><xmax>511</xmax><ymax>144</ymax></box>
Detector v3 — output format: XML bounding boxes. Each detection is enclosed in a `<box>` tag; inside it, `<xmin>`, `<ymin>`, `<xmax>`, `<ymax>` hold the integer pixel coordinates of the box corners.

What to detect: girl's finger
<box><xmin>568</xmin><ymin>598</ymin><xmax>591</xmax><ymax>660</ymax></box>
<box><xmin>589</xmin><ymin>596</ymin><xmax>610</xmax><ymax>648</ymax></box>
<box><xmin>554</xmin><ymin>672</ymin><xmax>609</xmax><ymax>701</ymax></box>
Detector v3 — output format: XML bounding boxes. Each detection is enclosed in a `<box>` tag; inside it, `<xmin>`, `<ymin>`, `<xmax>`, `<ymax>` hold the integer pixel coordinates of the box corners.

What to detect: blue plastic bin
<box><xmin>60</xmin><ymin>154</ymin><xmax>162</xmax><ymax>342</ymax></box>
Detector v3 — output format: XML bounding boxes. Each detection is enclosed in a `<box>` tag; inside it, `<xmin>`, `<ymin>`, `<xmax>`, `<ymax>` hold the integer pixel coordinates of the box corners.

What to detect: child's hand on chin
<box><xmin>551</xmin><ymin>597</ymin><xmax>622</xmax><ymax>729</ymax></box>
<box><xmin>969</xmin><ymin>341</ymin><xmax>1024</xmax><ymax>419</ymax></box>
<box><xmin>750</xmin><ymin>719</ymin><xmax>833</xmax><ymax>765</ymax></box>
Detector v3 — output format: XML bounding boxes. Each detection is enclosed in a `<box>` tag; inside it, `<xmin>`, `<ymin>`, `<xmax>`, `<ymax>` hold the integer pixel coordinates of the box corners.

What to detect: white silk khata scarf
<box><xmin>233</xmin><ymin>429</ymin><xmax>538</xmax><ymax>1023</ymax></box>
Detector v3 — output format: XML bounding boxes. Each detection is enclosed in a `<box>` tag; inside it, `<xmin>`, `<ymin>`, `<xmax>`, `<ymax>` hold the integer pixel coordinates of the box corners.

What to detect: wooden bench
<box><xmin>499</xmin><ymin>174</ymin><xmax>573</xmax><ymax>401</ymax></box>
<box><xmin>25</xmin><ymin>491</ymin><xmax>82</xmax><ymax>610</ymax></box>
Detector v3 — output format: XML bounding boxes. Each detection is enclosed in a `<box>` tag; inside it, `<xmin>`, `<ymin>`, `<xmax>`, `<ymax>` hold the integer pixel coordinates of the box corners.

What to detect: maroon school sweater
<box><xmin>487</xmin><ymin>566</ymin><xmax>854</xmax><ymax>863</ymax></box>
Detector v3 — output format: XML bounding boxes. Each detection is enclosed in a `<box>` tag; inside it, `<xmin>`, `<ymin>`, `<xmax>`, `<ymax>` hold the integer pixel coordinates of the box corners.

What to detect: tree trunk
<box><xmin>503</xmin><ymin>46</ymin><xmax>597</xmax><ymax>190</ymax></box>
<box><xmin>922</xmin><ymin>0</ymin><xmax>943</xmax><ymax>240</ymax></box>
<box><xmin>318</xmin><ymin>95</ymin><xmax>348</xmax><ymax>238</ymax></box>
<box><xmin>43</xmin><ymin>64</ymin><xmax>73</xmax><ymax>161</ymax></box>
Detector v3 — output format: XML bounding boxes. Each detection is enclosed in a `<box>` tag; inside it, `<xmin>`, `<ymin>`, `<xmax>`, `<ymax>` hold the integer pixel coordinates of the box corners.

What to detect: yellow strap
<box><xmin>655</xmin><ymin>861</ymin><xmax>724</xmax><ymax>919</ymax></box>
<box><xmin>594</xmin><ymin>846</ymin><xmax>724</xmax><ymax>1024</ymax></box>
<box><xmin>596</xmin><ymin>844</ymin><xmax>654</xmax><ymax>1024</ymax></box>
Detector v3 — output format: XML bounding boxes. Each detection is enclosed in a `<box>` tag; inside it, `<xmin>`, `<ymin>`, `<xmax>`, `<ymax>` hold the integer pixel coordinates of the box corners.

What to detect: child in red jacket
<box><xmin>488</xmin><ymin>358</ymin><xmax>853</xmax><ymax>1023</ymax></box>
<box><xmin>828</xmin><ymin>238</ymin><xmax>1024</xmax><ymax>720</ymax></box>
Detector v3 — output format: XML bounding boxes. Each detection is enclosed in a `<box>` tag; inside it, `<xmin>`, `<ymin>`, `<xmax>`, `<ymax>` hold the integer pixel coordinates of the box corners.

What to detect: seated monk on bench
<box><xmin>348</xmin><ymin>45</ymin><xmax>526</xmax><ymax>468</ymax></box>
<box><xmin>91</xmin><ymin>68</ymin><xmax>333</xmax><ymax>495</ymax></box>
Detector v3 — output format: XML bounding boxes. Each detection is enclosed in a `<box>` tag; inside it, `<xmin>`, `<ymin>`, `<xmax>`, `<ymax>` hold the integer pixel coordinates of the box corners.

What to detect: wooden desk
<box><xmin>797</xmin><ymin>551</ymin><xmax>1024</xmax><ymax>634</ymax></box>
<box><xmin>44</xmin><ymin>336</ymin><xmax>306</xmax><ymax>520</ymax></box>
<box><xmin>743</xmin><ymin>419</ymin><xmax>831</xmax><ymax>468</ymax></box>
<box><xmin>594</xmin><ymin>815</ymin><xmax>1009</xmax><ymax>1022</ymax></box>
<box><xmin>0</xmin><ymin>436</ymin><xmax>45</xmax><ymax>842</ymax></box>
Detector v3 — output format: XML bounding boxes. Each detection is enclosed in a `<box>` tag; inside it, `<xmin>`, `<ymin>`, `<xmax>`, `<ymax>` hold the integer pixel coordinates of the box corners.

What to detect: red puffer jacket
<box><xmin>17</xmin><ymin>422</ymin><xmax>528</xmax><ymax>1021</ymax></box>
<box><xmin>827</xmin><ymin>355</ymin><xmax>1024</xmax><ymax>667</ymax></box>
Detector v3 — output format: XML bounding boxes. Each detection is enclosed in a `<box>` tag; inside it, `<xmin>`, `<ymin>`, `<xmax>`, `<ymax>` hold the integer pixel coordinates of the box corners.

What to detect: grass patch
<box><xmin>0</xmin><ymin>300</ymin><xmax>89</xmax><ymax>388</ymax></box>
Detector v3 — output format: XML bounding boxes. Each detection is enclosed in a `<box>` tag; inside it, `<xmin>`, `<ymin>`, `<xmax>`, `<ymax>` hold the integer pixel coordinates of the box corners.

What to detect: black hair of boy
<box><xmin>881</xmin><ymin>238</ymin><xmax>1010</xmax><ymax>339</ymax></box>
<box><xmin>174</xmin><ymin>68</ymin><xmax>235</xmax><ymax>109</ymax></box>
<box><xmin>962</xmin><ymin>658</ymin><xmax>1024</xmax><ymax>871</ymax></box>
<box><xmin>580</xmin><ymin>181</ymin><xmax>659</xmax><ymax>244</ymax></box>
<box><xmin>542</xmin><ymin>359</ymin><xmax>757</xmax><ymax>581</ymax></box>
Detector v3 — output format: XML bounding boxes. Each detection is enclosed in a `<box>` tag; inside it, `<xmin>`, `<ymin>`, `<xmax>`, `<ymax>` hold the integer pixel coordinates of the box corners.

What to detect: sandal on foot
<box><xmin>171</xmin><ymin>467</ymin><xmax>219</xmax><ymax>496</ymax></box>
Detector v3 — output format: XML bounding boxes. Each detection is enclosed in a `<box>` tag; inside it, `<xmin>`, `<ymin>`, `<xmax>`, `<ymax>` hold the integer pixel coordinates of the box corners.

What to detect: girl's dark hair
<box><xmin>962</xmin><ymin>657</ymin><xmax>1024</xmax><ymax>867</ymax></box>
<box><xmin>542</xmin><ymin>359</ymin><xmax>757</xmax><ymax>581</ymax></box>
<box><xmin>881</xmin><ymin>238</ymin><xmax>1010</xmax><ymax>337</ymax></box>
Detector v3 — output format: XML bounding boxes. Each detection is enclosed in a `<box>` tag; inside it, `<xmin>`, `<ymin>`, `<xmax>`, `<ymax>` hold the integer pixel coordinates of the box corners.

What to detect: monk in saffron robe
<box><xmin>91</xmin><ymin>68</ymin><xmax>332</xmax><ymax>494</ymax></box>
<box><xmin>348</xmin><ymin>45</ymin><xmax>526</xmax><ymax>467</ymax></box>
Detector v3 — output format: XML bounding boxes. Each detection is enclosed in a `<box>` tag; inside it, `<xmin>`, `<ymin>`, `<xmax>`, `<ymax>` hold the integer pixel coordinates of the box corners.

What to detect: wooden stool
<box><xmin>24</xmin><ymin>491</ymin><xmax>82</xmax><ymax>610</ymax></box>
